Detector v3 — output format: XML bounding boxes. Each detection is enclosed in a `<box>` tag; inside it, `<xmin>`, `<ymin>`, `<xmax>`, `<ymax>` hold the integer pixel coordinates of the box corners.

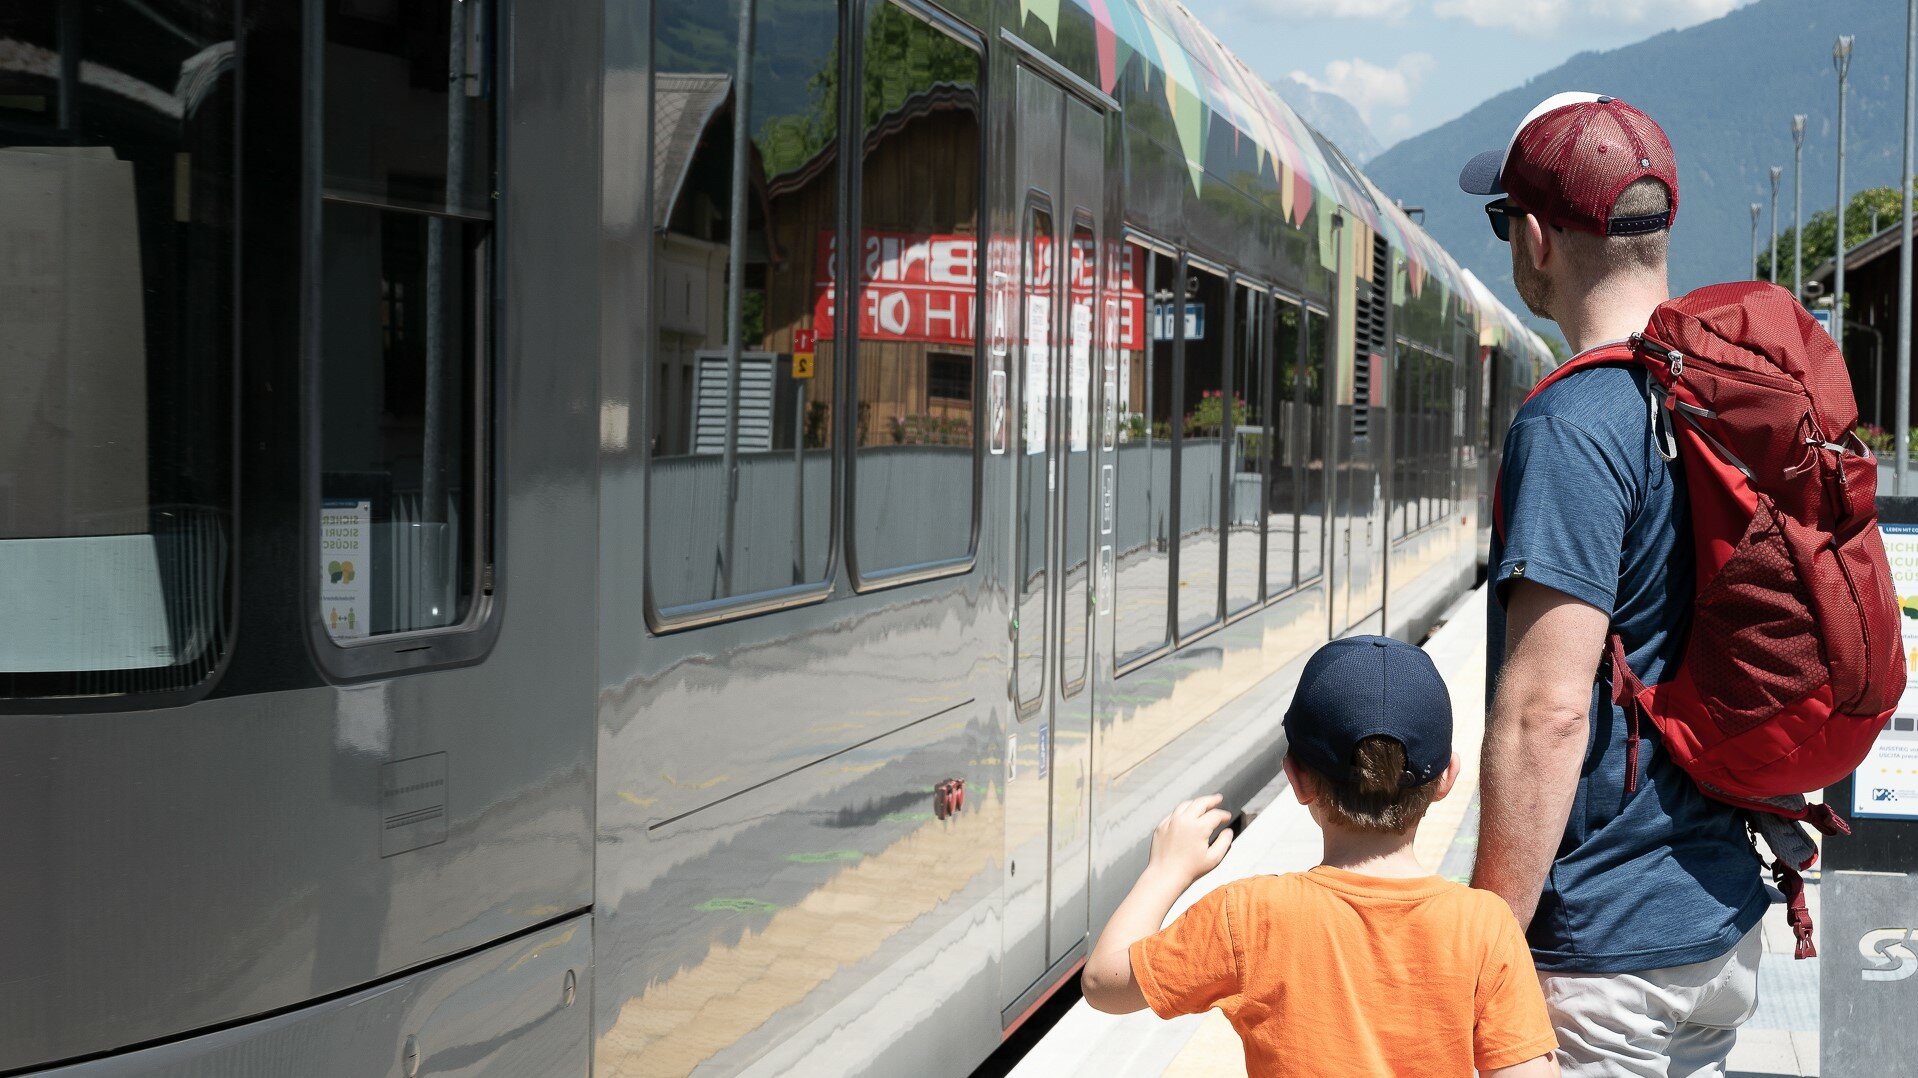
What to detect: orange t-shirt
<box><xmin>1130</xmin><ymin>867</ymin><xmax>1557</xmax><ymax>1077</ymax></box>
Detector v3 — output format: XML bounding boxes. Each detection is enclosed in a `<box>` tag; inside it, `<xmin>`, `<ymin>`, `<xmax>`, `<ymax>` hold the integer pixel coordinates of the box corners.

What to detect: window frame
<box><xmin>1112</xmin><ymin>227</ymin><xmax>1179</xmax><ymax>677</ymax></box>
<box><xmin>1223</xmin><ymin>274</ymin><xmax>1271</xmax><ymax>623</ymax></box>
<box><xmin>0</xmin><ymin>1</ymin><xmax>245</xmax><ymax>711</ymax></box>
<box><xmin>302</xmin><ymin>0</ymin><xmax>505</xmax><ymax>681</ymax></box>
<box><xmin>1296</xmin><ymin>302</ymin><xmax>1332</xmax><ymax>587</ymax></box>
<box><xmin>844</xmin><ymin>0</ymin><xmax>990</xmax><ymax>592</ymax></box>
<box><xmin>1059</xmin><ymin>208</ymin><xmax>1101</xmax><ymax>699</ymax></box>
<box><xmin>641</xmin><ymin>0</ymin><xmax>850</xmax><ymax>634</ymax></box>
<box><xmin>1263</xmin><ymin>287</ymin><xmax>1309</xmax><ymax>601</ymax></box>
<box><xmin>1172</xmin><ymin>253</ymin><xmax>1231</xmax><ymax>647</ymax></box>
<box><xmin>1013</xmin><ymin>191</ymin><xmax>1057</xmax><ymax>717</ymax></box>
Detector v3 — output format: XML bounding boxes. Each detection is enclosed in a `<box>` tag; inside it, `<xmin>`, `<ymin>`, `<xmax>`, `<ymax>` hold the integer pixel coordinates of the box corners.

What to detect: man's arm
<box><xmin>1081</xmin><ymin>794</ymin><xmax>1233</xmax><ymax>1013</ymax></box>
<box><xmin>1474</xmin><ymin>580</ymin><xmax>1607</xmax><ymax>929</ymax></box>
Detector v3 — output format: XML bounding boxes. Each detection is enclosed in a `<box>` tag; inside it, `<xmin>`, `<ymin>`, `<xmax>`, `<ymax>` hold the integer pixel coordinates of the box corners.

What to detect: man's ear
<box><xmin>1523</xmin><ymin>214</ymin><xmax>1551</xmax><ymax>272</ymax></box>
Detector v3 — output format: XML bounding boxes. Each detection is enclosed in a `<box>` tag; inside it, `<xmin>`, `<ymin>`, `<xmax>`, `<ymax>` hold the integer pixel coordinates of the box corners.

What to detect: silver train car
<box><xmin>0</xmin><ymin>0</ymin><xmax>1553</xmax><ymax>1075</ymax></box>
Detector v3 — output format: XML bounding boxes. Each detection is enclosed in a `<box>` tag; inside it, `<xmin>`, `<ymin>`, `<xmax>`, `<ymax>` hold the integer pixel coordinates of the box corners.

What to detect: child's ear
<box><xmin>1282</xmin><ymin>755</ymin><xmax>1317</xmax><ymax>806</ymax></box>
<box><xmin>1433</xmin><ymin>751</ymin><xmax>1462</xmax><ymax>802</ymax></box>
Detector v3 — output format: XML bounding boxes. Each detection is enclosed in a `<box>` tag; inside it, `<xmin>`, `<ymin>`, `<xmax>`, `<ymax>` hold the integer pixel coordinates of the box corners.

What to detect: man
<box><xmin>1460</xmin><ymin>94</ymin><xmax>1768</xmax><ymax>1075</ymax></box>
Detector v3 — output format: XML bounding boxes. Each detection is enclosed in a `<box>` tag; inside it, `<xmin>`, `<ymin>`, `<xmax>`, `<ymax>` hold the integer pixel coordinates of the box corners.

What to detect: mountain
<box><xmin>1365</xmin><ymin>0</ymin><xmax>1912</xmax><ymax>333</ymax></box>
<box><xmin>1276</xmin><ymin>77</ymin><xmax>1386</xmax><ymax>166</ymax></box>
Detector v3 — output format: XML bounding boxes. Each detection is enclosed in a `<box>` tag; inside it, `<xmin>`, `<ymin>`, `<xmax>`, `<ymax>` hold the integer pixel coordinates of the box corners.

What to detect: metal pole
<box><xmin>1769</xmin><ymin>166</ymin><xmax>1781</xmax><ymax>284</ymax></box>
<box><xmin>1751</xmin><ymin>203</ymin><xmax>1762</xmax><ymax>280</ymax></box>
<box><xmin>719</xmin><ymin>0</ymin><xmax>756</xmax><ymax>597</ymax></box>
<box><xmin>1899</xmin><ymin>0</ymin><xmax>1915</xmax><ymax>492</ymax></box>
<box><xmin>1835</xmin><ymin>35</ymin><xmax>1854</xmax><ymax>357</ymax></box>
<box><xmin>1793</xmin><ymin>115</ymin><xmax>1807</xmax><ymax>302</ymax></box>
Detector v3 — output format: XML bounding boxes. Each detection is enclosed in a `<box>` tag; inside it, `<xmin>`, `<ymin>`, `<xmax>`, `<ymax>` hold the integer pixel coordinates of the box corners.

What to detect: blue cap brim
<box><xmin>1459</xmin><ymin>148</ymin><xmax>1506</xmax><ymax>195</ymax></box>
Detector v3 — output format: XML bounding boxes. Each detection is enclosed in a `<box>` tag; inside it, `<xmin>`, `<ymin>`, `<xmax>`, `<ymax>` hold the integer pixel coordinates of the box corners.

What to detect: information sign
<box><xmin>321</xmin><ymin>499</ymin><xmax>371</xmax><ymax>641</ymax></box>
<box><xmin>791</xmin><ymin>328</ymin><xmax>816</xmax><ymax>380</ymax></box>
<box><xmin>1860</xmin><ymin>522</ymin><xmax>1918</xmax><ymax>818</ymax></box>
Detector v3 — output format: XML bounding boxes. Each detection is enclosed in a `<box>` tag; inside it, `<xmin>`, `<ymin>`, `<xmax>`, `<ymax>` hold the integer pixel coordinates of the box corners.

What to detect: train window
<box><xmin>318</xmin><ymin>0</ymin><xmax>494</xmax><ymax>643</ymax></box>
<box><xmin>1016</xmin><ymin>204</ymin><xmax>1053</xmax><ymax>711</ymax></box>
<box><xmin>1177</xmin><ymin>262</ymin><xmax>1228</xmax><ymax>640</ymax></box>
<box><xmin>1114</xmin><ymin>242</ymin><xmax>1175</xmax><ymax>666</ymax></box>
<box><xmin>1266</xmin><ymin>297</ymin><xmax>1304</xmax><ymax>598</ymax></box>
<box><xmin>1298</xmin><ymin>308</ymin><xmax>1330</xmax><ymax>584</ymax></box>
<box><xmin>1390</xmin><ymin>345</ymin><xmax>1408</xmax><ymax>541</ymax></box>
<box><xmin>1061</xmin><ymin>220</ymin><xmax>1098</xmax><ymax>691</ymax></box>
<box><xmin>849</xmin><ymin>2</ymin><xmax>983</xmax><ymax>581</ymax></box>
<box><xmin>1226</xmin><ymin>284</ymin><xmax>1265</xmax><ymax>616</ymax></box>
<box><xmin>1</xmin><ymin>0</ymin><xmax>236</xmax><ymax>699</ymax></box>
<box><xmin>647</xmin><ymin>0</ymin><xmax>839</xmax><ymax>614</ymax></box>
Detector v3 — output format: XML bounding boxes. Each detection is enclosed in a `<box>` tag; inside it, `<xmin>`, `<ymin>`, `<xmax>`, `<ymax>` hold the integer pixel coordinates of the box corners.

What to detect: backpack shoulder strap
<box><xmin>1491</xmin><ymin>341</ymin><xmax>1644</xmax><ymax>542</ymax></box>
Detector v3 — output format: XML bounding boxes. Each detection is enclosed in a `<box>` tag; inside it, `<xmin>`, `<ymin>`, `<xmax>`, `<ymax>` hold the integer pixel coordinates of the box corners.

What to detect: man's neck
<box><xmin>1320</xmin><ymin>826</ymin><xmax>1428</xmax><ymax>879</ymax></box>
<box><xmin>1552</xmin><ymin>273</ymin><xmax>1670</xmax><ymax>354</ymax></box>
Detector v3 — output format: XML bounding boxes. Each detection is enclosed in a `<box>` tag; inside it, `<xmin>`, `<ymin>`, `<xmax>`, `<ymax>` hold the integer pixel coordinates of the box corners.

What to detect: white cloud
<box><xmin>1430</xmin><ymin>0</ymin><xmax>1572</xmax><ymax>33</ymax></box>
<box><xmin>1242</xmin><ymin>0</ymin><xmax>1414</xmax><ymax>19</ymax></box>
<box><xmin>1289</xmin><ymin>53</ymin><xmax>1436</xmax><ymax>122</ymax></box>
<box><xmin>1431</xmin><ymin>0</ymin><xmax>1746</xmax><ymax>35</ymax></box>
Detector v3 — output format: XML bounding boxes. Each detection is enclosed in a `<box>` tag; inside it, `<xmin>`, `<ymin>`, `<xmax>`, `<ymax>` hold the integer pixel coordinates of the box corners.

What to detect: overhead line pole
<box><xmin>1793</xmin><ymin>115</ymin><xmax>1807</xmax><ymax>302</ymax></box>
<box><xmin>1751</xmin><ymin>203</ymin><xmax>1762</xmax><ymax>280</ymax></box>
<box><xmin>1769</xmin><ymin>166</ymin><xmax>1781</xmax><ymax>285</ymax></box>
<box><xmin>1835</xmin><ymin>35</ymin><xmax>1854</xmax><ymax>358</ymax></box>
<box><xmin>1899</xmin><ymin>0</ymin><xmax>1915</xmax><ymax>493</ymax></box>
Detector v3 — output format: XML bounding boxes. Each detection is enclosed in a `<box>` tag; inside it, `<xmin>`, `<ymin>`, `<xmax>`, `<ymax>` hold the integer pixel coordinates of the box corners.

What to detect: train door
<box><xmin>1003</xmin><ymin>61</ymin><xmax>1104</xmax><ymax>1021</ymax></box>
<box><xmin>1335</xmin><ymin>232</ymin><xmax>1389</xmax><ymax>634</ymax></box>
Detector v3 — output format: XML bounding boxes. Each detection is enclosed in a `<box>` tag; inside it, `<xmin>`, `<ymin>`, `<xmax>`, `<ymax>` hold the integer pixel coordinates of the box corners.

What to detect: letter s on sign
<box><xmin>1859</xmin><ymin>928</ymin><xmax>1918</xmax><ymax>982</ymax></box>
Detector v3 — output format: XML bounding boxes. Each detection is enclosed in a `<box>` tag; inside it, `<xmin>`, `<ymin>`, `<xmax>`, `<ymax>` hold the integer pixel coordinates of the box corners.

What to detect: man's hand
<box><xmin>1474</xmin><ymin>580</ymin><xmax>1606</xmax><ymax>928</ymax></box>
<box><xmin>1146</xmin><ymin>794</ymin><xmax>1235</xmax><ymax>888</ymax></box>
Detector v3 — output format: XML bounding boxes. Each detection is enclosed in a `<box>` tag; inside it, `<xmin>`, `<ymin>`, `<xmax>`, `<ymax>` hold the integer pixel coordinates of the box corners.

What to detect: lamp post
<box><xmin>1751</xmin><ymin>203</ymin><xmax>1762</xmax><ymax>280</ymax></box>
<box><xmin>1834</xmin><ymin>34</ymin><xmax>1854</xmax><ymax>357</ymax></box>
<box><xmin>1899</xmin><ymin>0</ymin><xmax>1915</xmax><ymax>493</ymax></box>
<box><xmin>1793</xmin><ymin>114</ymin><xmax>1807</xmax><ymax>302</ymax></box>
<box><xmin>1768</xmin><ymin>167</ymin><xmax>1781</xmax><ymax>283</ymax></box>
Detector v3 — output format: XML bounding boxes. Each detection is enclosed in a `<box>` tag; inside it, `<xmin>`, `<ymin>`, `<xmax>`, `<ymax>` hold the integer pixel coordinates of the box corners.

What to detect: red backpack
<box><xmin>1501</xmin><ymin>281</ymin><xmax>1906</xmax><ymax>956</ymax></box>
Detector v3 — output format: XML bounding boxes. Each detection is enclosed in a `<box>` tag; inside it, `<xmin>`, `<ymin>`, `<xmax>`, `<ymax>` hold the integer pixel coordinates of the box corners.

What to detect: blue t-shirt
<box><xmin>1487</xmin><ymin>359</ymin><xmax>1766</xmax><ymax>975</ymax></box>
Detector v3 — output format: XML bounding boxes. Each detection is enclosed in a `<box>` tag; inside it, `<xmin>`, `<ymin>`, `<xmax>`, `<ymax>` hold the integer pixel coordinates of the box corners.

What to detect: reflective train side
<box><xmin>0</xmin><ymin>0</ymin><xmax>1552</xmax><ymax>1075</ymax></box>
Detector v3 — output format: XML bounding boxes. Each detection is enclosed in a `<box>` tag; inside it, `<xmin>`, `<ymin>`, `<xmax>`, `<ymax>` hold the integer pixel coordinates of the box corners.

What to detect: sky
<box><xmin>1179</xmin><ymin>0</ymin><xmax>1759</xmax><ymax>148</ymax></box>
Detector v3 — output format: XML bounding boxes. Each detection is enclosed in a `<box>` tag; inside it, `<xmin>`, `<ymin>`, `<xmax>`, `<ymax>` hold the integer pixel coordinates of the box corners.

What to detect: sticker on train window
<box><xmin>1007</xmin><ymin>734</ymin><xmax>1018</xmax><ymax>780</ymax></box>
<box><xmin>321</xmin><ymin>499</ymin><xmax>371</xmax><ymax>641</ymax></box>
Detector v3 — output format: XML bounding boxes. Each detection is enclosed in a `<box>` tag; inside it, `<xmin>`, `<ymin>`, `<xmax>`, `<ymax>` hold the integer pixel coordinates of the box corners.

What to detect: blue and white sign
<box><xmin>1152</xmin><ymin>302</ymin><xmax>1204</xmax><ymax>342</ymax></box>
<box><xmin>1857</xmin><ymin>522</ymin><xmax>1918</xmax><ymax>818</ymax></box>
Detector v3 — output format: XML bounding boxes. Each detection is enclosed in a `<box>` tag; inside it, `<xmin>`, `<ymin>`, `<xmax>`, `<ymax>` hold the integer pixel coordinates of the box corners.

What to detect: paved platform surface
<box><xmin>1010</xmin><ymin>585</ymin><xmax>1820</xmax><ymax>1078</ymax></box>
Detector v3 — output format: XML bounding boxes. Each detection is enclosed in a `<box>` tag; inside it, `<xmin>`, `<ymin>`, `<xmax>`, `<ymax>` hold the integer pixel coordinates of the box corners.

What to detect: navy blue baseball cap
<box><xmin>1283</xmin><ymin>636</ymin><xmax>1452</xmax><ymax>787</ymax></box>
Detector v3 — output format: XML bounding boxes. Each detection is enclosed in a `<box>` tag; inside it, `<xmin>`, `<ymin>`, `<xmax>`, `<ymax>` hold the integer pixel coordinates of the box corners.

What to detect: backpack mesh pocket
<box><xmin>1690</xmin><ymin>496</ymin><xmax>1824</xmax><ymax>735</ymax></box>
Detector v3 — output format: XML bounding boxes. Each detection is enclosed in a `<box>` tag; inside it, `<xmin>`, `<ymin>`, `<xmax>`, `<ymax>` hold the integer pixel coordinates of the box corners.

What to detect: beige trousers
<box><xmin>1535</xmin><ymin>922</ymin><xmax>1763</xmax><ymax>1077</ymax></box>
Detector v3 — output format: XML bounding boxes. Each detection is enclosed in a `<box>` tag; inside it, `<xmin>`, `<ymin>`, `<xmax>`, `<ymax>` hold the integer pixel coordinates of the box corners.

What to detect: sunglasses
<box><xmin>1484</xmin><ymin>198</ymin><xmax>1527</xmax><ymax>242</ymax></box>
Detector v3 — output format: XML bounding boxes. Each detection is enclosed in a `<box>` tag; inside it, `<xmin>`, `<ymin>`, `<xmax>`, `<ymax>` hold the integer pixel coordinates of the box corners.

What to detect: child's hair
<box><xmin>1296</xmin><ymin>736</ymin><xmax>1441</xmax><ymax>834</ymax></box>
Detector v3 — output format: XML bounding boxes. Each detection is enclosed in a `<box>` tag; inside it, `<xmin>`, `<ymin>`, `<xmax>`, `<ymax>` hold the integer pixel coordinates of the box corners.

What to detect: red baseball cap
<box><xmin>1459</xmin><ymin>92</ymin><xmax>1679</xmax><ymax>237</ymax></box>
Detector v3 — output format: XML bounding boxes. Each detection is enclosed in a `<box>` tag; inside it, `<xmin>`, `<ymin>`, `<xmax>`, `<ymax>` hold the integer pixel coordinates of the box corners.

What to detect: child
<box><xmin>1082</xmin><ymin>635</ymin><xmax>1559</xmax><ymax>1077</ymax></box>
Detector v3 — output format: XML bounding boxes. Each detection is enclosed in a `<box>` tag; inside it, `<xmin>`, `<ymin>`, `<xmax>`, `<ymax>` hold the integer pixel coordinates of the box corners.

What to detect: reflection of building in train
<box><xmin>649</xmin><ymin>77</ymin><xmax>992</xmax><ymax>454</ymax></box>
<box><xmin>766</xmin><ymin>84</ymin><xmax>981</xmax><ymax>448</ymax></box>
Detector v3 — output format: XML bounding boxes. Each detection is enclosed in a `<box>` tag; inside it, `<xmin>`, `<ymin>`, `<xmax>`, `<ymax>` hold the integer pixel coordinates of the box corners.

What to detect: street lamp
<box><xmin>1751</xmin><ymin>203</ymin><xmax>1762</xmax><ymax>280</ymax></box>
<box><xmin>1834</xmin><ymin>34</ymin><xmax>1854</xmax><ymax>356</ymax></box>
<box><xmin>1793</xmin><ymin>114</ymin><xmax>1807</xmax><ymax>302</ymax></box>
<box><xmin>1768</xmin><ymin>166</ymin><xmax>1781</xmax><ymax>284</ymax></box>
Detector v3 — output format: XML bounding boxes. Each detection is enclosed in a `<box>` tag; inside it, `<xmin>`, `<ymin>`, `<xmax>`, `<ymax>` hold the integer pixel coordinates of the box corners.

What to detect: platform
<box><xmin>1008</xmin><ymin>584</ymin><xmax>1821</xmax><ymax>1078</ymax></box>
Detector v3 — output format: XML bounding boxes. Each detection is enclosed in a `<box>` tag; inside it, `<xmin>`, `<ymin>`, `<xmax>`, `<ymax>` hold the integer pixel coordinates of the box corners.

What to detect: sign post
<box><xmin>1822</xmin><ymin>496</ymin><xmax>1918</xmax><ymax>1077</ymax></box>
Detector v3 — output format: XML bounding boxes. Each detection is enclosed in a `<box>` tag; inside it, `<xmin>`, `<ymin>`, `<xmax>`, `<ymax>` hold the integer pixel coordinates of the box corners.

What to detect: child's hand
<box><xmin>1146</xmin><ymin>794</ymin><xmax>1234</xmax><ymax>886</ymax></box>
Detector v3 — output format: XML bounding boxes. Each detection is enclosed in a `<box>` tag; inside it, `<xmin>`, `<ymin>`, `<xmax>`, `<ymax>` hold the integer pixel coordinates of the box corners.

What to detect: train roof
<box><xmin>1027</xmin><ymin>0</ymin><xmax>1528</xmax><ymax>328</ymax></box>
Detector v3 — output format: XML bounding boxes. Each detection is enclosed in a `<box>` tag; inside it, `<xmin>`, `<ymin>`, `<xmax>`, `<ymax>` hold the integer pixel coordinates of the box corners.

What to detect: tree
<box><xmin>1758</xmin><ymin>182</ymin><xmax>1917</xmax><ymax>284</ymax></box>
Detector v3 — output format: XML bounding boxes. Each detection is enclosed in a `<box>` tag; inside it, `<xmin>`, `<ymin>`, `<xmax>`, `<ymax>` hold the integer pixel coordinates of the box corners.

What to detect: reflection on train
<box><xmin>0</xmin><ymin>0</ymin><xmax>1553</xmax><ymax>1075</ymax></box>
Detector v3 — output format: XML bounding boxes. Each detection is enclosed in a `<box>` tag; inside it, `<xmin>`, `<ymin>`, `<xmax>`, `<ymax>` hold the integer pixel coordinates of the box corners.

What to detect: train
<box><xmin>0</xmin><ymin>0</ymin><xmax>1553</xmax><ymax>1075</ymax></box>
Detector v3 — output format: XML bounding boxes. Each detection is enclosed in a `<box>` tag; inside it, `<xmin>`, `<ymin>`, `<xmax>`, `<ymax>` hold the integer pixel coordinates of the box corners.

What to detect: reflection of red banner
<box><xmin>812</xmin><ymin>230</ymin><xmax>1146</xmax><ymax>349</ymax></box>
